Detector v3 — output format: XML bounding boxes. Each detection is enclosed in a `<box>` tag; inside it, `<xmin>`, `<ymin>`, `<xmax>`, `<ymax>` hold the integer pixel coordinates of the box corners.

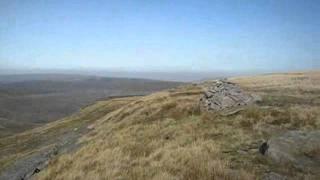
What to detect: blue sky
<box><xmin>0</xmin><ymin>0</ymin><xmax>319</xmax><ymax>72</ymax></box>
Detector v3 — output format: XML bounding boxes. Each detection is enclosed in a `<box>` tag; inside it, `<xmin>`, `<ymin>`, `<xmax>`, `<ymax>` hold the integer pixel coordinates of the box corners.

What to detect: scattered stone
<box><xmin>237</xmin><ymin>149</ymin><xmax>249</xmax><ymax>155</ymax></box>
<box><xmin>87</xmin><ymin>124</ymin><xmax>95</xmax><ymax>130</ymax></box>
<box><xmin>264</xmin><ymin>130</ymin><xmax>320</xmax><ymax>174</ymax></box>
<box><xmin>259</xmin><ymin>142</ymin><xmax>269</xmax><ymax>155</ymax></box>
<box><xmin>31</xmin><ymin>168</ymin><xmax>40</xmax><ymax>175</ymax></box>
<box><xmin>200</xmin><ymin>80</ymin><xmax>258</xmax><ymax>115</ymax></box>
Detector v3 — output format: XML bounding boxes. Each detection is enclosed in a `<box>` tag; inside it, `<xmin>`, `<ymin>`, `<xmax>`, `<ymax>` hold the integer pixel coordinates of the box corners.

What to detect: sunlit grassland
<box><xmin>37</xmin><ymin>72</ymin><xmax>320</xmax><ymax>179</ymax></box>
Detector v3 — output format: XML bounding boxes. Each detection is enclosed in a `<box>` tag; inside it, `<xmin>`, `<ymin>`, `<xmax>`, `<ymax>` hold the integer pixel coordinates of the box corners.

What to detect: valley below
<box><xmin>0</xmin><ymin>74</ymin><xmax>182</xmax><ymax>137</ymax></box>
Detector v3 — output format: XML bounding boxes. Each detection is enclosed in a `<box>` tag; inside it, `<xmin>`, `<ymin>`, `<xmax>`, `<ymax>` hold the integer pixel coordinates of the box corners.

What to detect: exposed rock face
<box><xmin>200</xmin><ymin>80</ymin><xmax>257</xmax><ymax>114</ymax></box>
<box><xmin>262</xmin><ymin>172</ymin><xmax>288</xmax><ymax>180</ymax></box>
<box><xmin>263</xmin><ymin>130</ymin><xmax>320</xmax><ymax>175</ymax></box>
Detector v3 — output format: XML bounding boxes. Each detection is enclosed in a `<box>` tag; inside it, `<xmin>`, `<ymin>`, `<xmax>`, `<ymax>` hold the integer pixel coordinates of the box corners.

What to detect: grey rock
<box><xmin>263</xmin><ymin>172</ymin><xmax>287</xmax><ymax>180</ymax></box>
<box><xmin>0</xmin><ymin>129</ymin><xmax>84</xmax><ymax>180</ymax></box>
<box><xmin>264</xmin><ymin>130</ymin><xmax>320</xmax><ymax>174</ymax></box>
<box><xmin>259</xmin><ymin>142</ymin><xmax>269</xmax><ymax>155</ymax></box>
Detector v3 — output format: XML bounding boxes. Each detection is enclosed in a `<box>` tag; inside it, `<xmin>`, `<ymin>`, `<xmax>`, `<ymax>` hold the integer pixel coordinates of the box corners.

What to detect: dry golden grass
<box><xmin>32</xmin><ymin>71</ymin><xmax>320</xmax><ymax>179</ymax></box>
<box><xmin>36</xmin><ymin>85</ymin><xmax>254</xmax><ymax>180</ymax></box>
<box><xmin>230</xmin><ymin>71</ymin><xmax>320</xmax><ymax>92</ymax></box>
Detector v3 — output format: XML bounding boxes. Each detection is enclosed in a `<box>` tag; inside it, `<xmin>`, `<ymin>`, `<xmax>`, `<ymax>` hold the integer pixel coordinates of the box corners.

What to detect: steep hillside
<box><xmin>1</xmin><ymin>71</ymin><xmax>320</xmax><ymax>180</ymax></box>
<box><xmin>0</xmin><ymin>96</ymin><xmax>141</xmax><ymax>179</ymax></box>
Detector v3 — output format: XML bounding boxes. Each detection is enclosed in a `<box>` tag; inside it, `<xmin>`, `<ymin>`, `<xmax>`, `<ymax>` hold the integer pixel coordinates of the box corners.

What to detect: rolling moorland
<box><xmin>0</xmin><ymin>71</ymin><xmax>320</xmax><ymax>179</ymax></box>
<box><xmin>0</xmin><ymin>74</ymin><xmax>182</xmax><ymax>137</ymax></box>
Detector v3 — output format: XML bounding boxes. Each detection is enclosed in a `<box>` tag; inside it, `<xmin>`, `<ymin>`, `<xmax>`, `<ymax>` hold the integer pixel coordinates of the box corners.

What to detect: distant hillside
<box><xmin>0</xmin><ymin>74</ymin><xmax>182</xmax><ymax>137</ymax></box>
<box><xmin>0</xmin><ymin>74</ymin><xmax>92</xmax><ymax>83</ymax></box>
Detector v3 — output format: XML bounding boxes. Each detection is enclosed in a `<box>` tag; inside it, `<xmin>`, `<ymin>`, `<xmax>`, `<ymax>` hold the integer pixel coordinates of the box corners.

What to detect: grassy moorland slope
<box><xmin>1</xmin><ymin>71</ymin><xmax>319</xmax><ymax>179</ymax></box>
<box><xmin>26</xmin><ymin>71</ymin><xmax>319</xmax><ymax>180</ymax></box>
<box><xmin>0</xmin><ymin>96</ymin><xmax>141</xmax><ymax>179</ymax></box>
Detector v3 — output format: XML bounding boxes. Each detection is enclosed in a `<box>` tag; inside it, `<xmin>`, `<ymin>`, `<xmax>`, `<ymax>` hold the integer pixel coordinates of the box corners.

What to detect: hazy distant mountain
<box><xmin>0</xmin><ymin>69</ymin><xmax>261</xmax><ymax>82</ymax></box>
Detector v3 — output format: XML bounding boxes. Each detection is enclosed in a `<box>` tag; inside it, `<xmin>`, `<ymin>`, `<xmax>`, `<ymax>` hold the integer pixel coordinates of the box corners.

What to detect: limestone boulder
<box><xmin>263</xmin><ymin>130</ymin><xmax>320</xmax><ymax>174</ymax></box>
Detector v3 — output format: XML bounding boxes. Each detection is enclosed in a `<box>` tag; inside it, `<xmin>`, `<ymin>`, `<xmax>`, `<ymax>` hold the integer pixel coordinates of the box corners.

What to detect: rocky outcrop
<box><xmin>261</xmin><ymin>130</ymin><xmax>320</xmax><ymax>175</ymax></box>
<box><xmin>0</xmin><ymin>129</ymin><xmax>84</xmax><ymax>180</ymax></box>
<box><xmin>262</xmin><ymin>172</ymin><xmax>288</xmax><ymax>180</ymax></box>
<box><xmin>200</xmin><ymin>80</ymin><xmax>258</xmax><ymax>115</ymax></box>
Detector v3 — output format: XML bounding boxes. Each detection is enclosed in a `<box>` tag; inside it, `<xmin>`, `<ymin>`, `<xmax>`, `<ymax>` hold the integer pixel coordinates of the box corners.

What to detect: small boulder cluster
<box><xmin>200</xmin><ymin>80</ymin><xmax>256</xmax><ymax>114</ymax></box>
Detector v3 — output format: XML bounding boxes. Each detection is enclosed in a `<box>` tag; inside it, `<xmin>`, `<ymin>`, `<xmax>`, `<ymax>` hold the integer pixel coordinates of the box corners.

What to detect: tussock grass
<box><xmin>231</xmin><ymin>105</ymin><xmax>320</xmax><ymax>132</ymax></box>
